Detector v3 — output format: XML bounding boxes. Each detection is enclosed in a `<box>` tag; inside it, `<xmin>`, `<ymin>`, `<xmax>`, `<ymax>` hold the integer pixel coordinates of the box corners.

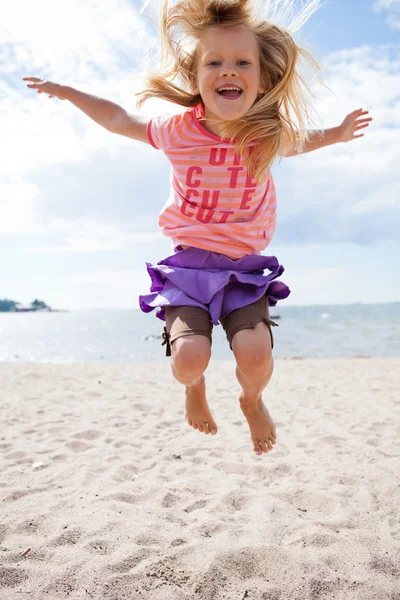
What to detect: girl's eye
<box><xmin>207</xmin><ymin>60</ymin><xmax>250</xmax><ymax>67</ymax></box>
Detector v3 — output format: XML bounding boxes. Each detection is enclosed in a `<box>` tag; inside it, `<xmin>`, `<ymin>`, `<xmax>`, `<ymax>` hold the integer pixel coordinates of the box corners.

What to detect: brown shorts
<box><xmin>161</xmin><ymin>295</ymin><xmax>278</xmax><ymax>357</ymax></box>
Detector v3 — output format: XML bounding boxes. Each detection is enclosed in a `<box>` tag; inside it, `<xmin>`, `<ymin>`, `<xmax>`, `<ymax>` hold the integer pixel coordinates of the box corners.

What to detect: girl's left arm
<box><xmin>284</xmin><ymin>108</ymin><xmax>373</xmax><ymax>157</ymax></box>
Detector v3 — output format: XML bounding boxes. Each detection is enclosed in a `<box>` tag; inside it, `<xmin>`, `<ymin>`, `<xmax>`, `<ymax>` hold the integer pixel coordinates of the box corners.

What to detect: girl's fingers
<box><xmin>351</xmin><ymin>109</ymin><xmax>369</xmax><ymax>117</ymax></box>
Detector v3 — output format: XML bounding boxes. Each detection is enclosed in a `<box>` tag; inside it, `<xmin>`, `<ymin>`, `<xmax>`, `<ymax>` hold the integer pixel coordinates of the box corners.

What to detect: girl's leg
<box><xmin>171</xmin><ymin>336</ymin><xmax>217</xmax><ymax>435</ymax></box>
<box><xmin>232</xmin><ymin>322</ymin><xmax>276</xmax><ymax>456</ymax></box>
<box><xmin>165</xmin><ymin>306</ymin><xmax>217</xmax><ymax>435</ymax></box>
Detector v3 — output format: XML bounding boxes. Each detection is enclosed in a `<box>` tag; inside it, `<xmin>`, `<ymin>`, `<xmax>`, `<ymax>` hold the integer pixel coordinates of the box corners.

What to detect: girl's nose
<box><xmin>220</xmin><ymin>64</ymin><xmax>238</xmax><ymax>77</ymax></box>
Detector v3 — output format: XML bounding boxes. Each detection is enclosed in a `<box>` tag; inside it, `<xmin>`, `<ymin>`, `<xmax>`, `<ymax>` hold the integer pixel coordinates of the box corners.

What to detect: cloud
<box><xmin>372</xmin><ymin>0</ymin><xmax>400</xmax><ymax>29</ymax></box>
<box><xmin>274</xmin><ymin>43</ymin><xmax>400</xmax><ymax>246</ymax></box>
<box><xmin>1</xmin><ymin>0</ymin><xmax>159</xmax><ymax>182</ymax></box>
<box><xmin>0</xmin><ymin>0</ymin><xmax>175</xmax><ymax>244</ymax></box>
<box><xmin>0</xmin><ymin>183</ymin><xmax>42</xmax><ymax>233</ymax></box>
<box><xmin>23</xmin><ymin>218</ymin><xmax>163</xmax><ymax>254</ymax></box>
<box><xmin>3</xmin><ymin>1</ymin><xmax>400</xmax><ymax>256</ymax></box>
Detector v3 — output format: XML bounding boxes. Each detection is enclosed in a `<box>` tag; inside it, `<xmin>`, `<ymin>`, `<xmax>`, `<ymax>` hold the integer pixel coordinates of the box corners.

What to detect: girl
<box><xmin>23</xmin><ymin>0</ymin><xmax>371</xmax><ymax>457</ymax></box>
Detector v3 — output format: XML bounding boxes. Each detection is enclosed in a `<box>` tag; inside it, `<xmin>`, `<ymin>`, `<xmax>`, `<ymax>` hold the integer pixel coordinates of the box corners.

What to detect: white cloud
<box><xmin>60</xmin><ymin>269</ymin><xmax>152</xmax><ymax>310</ymax></box>
<box><xmin>372</xmin><ymin>0</ymin><xmax>400</xmax><ymax>29</ymax></box>
<box><xmin>0</xmin><ymin>0</ymin><xmax>156</xmax><ymax>184</ymax></box>
<box><xmin>0</xmin><ymin>183</ymin><xmax>42</xmax><ymax>233</ymax></box>
<box><xmin>24</xmin><ymin>218</ymin><xmax>163</xmax><ymax>254</ymax></box>
<box><xmin>0</xmin><ymin>0</ymin><xmax>175</xmax><ymax>239</ymax></box>
<box><xmin>274</xmin><ymin>43</ymin><xmax>400</xmax><ymax>245</ymax></box>
<box><xmin>0</xmin><ymin>0</ymin><xmax>148</xmax><ymax>77</ymax></box>
<box><xmin>2</xmin><ymin>1</ymin><xmax>399</xmax><ymax>307</ymax></box>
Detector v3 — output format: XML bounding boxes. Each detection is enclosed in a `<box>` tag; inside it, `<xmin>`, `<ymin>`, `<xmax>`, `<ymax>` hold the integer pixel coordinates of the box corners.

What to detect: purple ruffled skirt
<box><xmin>139</xmin><ymin>247</ymin><xmax>290</xmax><ymax>324</ymax></box>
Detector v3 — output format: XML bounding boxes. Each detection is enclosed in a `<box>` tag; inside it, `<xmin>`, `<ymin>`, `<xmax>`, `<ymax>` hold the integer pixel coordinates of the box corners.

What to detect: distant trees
<box><xmin>0</xmin><ymin>299</ymin><xmax>18</xmax><ymax>312</ymax></box>
<box><xmin>0</xmin><ymin>299</ymin><xmax>51</xmax><ymax>312</ymax></box>
<box><xmin>30</xmin><ymin>299</ymin><xmax>49</xmax><ymax>310</ymax></box>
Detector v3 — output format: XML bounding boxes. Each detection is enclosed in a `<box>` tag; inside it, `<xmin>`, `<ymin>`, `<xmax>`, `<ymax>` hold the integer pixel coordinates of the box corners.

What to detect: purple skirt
<box><xmin>139</xmin><ymin>247</ymin><xmax>290</xmax><ymax>324</ymax></box>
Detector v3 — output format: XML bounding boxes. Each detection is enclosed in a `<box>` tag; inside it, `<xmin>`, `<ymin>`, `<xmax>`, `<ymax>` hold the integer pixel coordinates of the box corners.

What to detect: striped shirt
<box><xmin>147</xmin><ymin>104</ymin><xmax>277</xmax><ymax>259</ymax></box>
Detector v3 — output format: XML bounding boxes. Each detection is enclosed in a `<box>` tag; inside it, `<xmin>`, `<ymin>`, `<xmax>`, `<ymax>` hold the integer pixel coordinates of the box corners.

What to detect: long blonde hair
<box><xmin>136</xmin><ymin>0</ymin><xmax>323</xmax><ymax>181</ymax></box>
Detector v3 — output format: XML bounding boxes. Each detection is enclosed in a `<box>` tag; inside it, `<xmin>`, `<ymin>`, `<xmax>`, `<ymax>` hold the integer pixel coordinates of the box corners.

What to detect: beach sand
<box><xmin>1</xmin><ymin>358</ymin><xmax>399</xmax><ymax>599</ymax></box>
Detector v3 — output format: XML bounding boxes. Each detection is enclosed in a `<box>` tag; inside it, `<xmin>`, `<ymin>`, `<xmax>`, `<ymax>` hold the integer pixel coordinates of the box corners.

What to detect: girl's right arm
<box><xmin>23</xmin><ymin>77</ymin><xmax>150</xmax><ymax>144</ymax></box>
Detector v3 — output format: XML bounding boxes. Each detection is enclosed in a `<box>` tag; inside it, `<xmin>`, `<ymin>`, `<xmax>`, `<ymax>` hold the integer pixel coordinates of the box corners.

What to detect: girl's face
<box><xmin>194</xmin><ymin>26</ymin><xmax>264</xmax><ymax>136</ymax></box>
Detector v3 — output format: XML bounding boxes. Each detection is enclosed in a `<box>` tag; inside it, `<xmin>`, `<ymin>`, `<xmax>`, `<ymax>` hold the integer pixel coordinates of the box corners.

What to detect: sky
<box><xmin>1</xmin><ymin>0</ymin><xmax>399</xmax><ymax>309</ymax></box>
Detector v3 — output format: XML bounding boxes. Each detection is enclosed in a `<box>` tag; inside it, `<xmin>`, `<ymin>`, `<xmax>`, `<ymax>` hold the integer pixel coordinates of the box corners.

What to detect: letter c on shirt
<box><xmin>186</xmin><ymin>166</ymin><xmax>203</xmax><ymax>188</ymax></box>
<box><xmin>181</xmin><ymin>189</ymin><xmax>199</xmax><ymax>217</ymax></box>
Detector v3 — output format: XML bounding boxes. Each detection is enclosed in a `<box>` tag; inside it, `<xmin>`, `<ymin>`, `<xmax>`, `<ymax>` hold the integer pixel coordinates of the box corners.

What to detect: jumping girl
<box><xmin>23</xmin><ymin>0</ymin><xmax>371</xmax><ymax>456</ymax></box>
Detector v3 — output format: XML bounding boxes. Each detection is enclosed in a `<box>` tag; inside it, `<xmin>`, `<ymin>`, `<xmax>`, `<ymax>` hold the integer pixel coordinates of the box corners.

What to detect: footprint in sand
<box><xmin>51</xmin><ymin>453</ymin><xmax>69</xmax><ymax>461</ymax></box>
<box><xmin>14</xmin><ymin>519</ymin><xmax>40</xmax><ymax>535</ymax></box>
<box><xmin>0</xmin><ymin>524</ymin><xmax>10</xmax><ymax>543</ymax></box>
<box><xmin>4</xmin><ymin>451</ymin><xmax>31</xmax><ymax>462</ymax></box>
<box><xmin>108</xmin><ymin>550</ymin><xmax>150</xmax><ymax>573</ymax></box>
<box><xmin>370</xmin><ymin>554</ymin><xmax>400</xmax><ymax>578</ymax></box>
<box><xmin>3</xmin><ymin>488</ymin><xmax>47</xmax><ymax>503</ymax></box>
<box><xmin>213</xmin><ymin>461</ymin><xmax>249</xmax><ymax>475</ymax></box>
<box><xmin>65</xmin><ymin>440</ymin><xmax>93</xmax><ymax>453</ymax></box>
<box><xmin>309</xmin><ymin>577</ymin><xmax>338</xmax><ymax>597</ymax></box>
<box><xmin>261</xmin><ymin>590</ymin><xmax>282</xmax><ymax>600</ymax></box>
<box><xmin>162</xmin><ymin>492</ymin><xmax>180</xmax><ymax>508</ymax></box>
<box><xmin>183</xmin><ymin>499</ymin><xmax>208</xmax><ymax>513</ymax></box>
<box><xmin>170</xmin><ymin>538</ymin><xmax>187</xmax><ymax>547</ymax></box>
<box><xmin>0</xmin><ymin>566</ymin><xmax>29</xmax><ymax>588</ymax></box>
<box><xmin>72</xmin><ymin>429</ymin><xmax>104</xmax><ymax>441</ymax></box>
<box><xmin>85</xmin><ymin>540</ymin><xmax>113</xmax><ymax>556</ymax></box>
<box><xmin>113</xmin><ymin>440</ymin><xmax>130</xmax><ymax>448</ymax></box>
<box><xmin>49</xmin><ymin>527</ymin><xmax>82</xmax><ymax>547</ymax></box>
<box><xmin>219</xmin><ymin>491</ymin><xmax>252</xmax><ymax>512</ymax></box>
<box><xmin>104</xmin><ymin>492</ymin><xmax>144</xmax><ymax>504</ymax></box>
<box><xmin>111</xmin><ymin>464</ymin><xmax>138</xmax><ymax>483</ymax></box>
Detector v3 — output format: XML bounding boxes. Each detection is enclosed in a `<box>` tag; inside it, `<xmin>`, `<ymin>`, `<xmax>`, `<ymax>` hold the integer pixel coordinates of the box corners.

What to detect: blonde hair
<box><xmin>136</xmin><ymin>0</ymin><xmax>323</xmax><ymax>181</ymax></box>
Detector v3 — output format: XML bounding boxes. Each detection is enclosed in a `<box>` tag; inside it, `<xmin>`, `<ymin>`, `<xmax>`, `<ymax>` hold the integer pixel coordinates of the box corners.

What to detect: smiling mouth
<box><xmin>216</xmin><ymin>86</ymin><xmax>243</xmax><ymax>98</ymax></box>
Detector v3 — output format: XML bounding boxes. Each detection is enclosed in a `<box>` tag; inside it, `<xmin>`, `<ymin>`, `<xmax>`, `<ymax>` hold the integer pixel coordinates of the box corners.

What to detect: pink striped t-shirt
<box><xmin>147</xmin><ymin>104</ymin><xmax>277</xmax><ymax>260</ymax></box>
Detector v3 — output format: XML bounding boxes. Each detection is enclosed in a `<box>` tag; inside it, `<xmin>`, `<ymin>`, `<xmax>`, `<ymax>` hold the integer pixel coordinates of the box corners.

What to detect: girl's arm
<box><xmin>284</xmin><ymin>109</ymin><xmax>372</xmax><ymax>157</ymax></box>
<box><xmin>23</xmin><ymin>77</ymin><xmax>150</xmax><ymax>144</ymax></box>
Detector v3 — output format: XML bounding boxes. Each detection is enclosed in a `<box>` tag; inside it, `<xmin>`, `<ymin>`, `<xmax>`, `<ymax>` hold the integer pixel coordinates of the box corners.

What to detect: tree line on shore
<box><xmin>0</xmin><ymin>299</ymin><xmax>51</xmax><ymax>312</ymax></box>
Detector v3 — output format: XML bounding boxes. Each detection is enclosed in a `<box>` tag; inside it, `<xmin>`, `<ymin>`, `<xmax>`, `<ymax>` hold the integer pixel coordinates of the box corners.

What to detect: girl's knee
<box><xmin>237</xmin><ymin>347</ymin><xmax>273</xmax><ymax>379</ymax></box>
<box><xmin>233</xmin><ymin>324</ymin><xmax>273</xmax><ymax>379</ymax></box>
<box><xmin>171</xmin><ymin>335</ymin><xmax>211</xmax><ymax>381</ymax></box>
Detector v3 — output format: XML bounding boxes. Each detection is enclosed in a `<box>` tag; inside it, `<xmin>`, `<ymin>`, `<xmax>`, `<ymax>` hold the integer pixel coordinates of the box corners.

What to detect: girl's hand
<box><xmin>339</xmin><ymin>108</ymin><xmax>372</xmax><ymax>142</ymax></box>
<box><xmin>23</xmin><ymin>77</ymin><xmax>66</xmax><ymax>100</ymax></box>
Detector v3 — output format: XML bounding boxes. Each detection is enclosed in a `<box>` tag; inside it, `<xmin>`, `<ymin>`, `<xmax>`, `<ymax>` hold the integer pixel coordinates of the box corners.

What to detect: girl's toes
<box><xmin>266</xmin><ymin>439</ymin><xmax>273</xmax><ymax>451</ymax></box>
<box><xmin>253</xmin><ymin>441</ymin><xmax>263</xmax><ymax>456</ymax></box>
<box><xmin>198</xmin><ymin>424</ymin><xmax>204</xmax><ymax>433</ymax></box>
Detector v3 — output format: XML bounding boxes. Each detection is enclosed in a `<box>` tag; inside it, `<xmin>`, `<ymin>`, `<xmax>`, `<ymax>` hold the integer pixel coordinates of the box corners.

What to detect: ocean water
<box><xmin>0</xmin><ymin>303</ymin><xmax>399</xmax><ymax>363</ymax></box>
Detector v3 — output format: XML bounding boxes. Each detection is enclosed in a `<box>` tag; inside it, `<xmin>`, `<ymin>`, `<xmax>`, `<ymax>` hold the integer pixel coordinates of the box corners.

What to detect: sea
<box><xmin>0</xmin><ymin>303</ymin><xmax>399</xmax><ymax>363</ymax></box>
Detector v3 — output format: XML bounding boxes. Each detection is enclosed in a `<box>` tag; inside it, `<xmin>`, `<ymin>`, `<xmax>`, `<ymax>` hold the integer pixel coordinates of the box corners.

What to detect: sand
<box><xmin>0</xmin><ymin>358</ymin><xmax>399</xmax><ymax>600</ymax></box>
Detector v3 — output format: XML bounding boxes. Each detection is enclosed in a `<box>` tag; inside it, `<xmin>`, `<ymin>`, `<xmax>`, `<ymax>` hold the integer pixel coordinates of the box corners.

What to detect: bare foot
<box><xmin>185</xmin><ymin>376</ymin><xmax>218</xmax><ymax>435</ymax></box>
<box><xmin>240</xmin><ymin>394</ymin><xmax>276</xmax><ymax>456</ymax></box>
